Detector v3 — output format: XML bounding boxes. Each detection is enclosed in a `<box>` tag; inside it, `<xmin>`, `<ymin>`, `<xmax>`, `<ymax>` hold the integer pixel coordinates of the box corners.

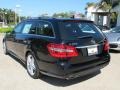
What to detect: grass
<box><xmin>0</xmin><ymin>27</ymin><xmax>13</xmax><ymax>33</ymax></box>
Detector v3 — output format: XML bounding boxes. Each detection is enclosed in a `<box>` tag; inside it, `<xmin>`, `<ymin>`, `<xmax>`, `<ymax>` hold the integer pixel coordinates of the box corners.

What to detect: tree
<box><xmin>53</xmin><ymin>12</ymin><xmax>70</xmax><ymax>18</ymax></box>
<box><xmin>85</xmin><ymin>2</ymin><xmax>96</xmax><ymax>10</ymax></box>
<box><xmin>99</xmin><ymin>0</ymin><xmax>118</xmax><ymax>27</ymax></box>
<box><xmin>98</xmin><ymin>2</ymin><xmax>112</xmax><ymax>11</ymax></box>
<box><xmin>53</xmin><ymin>11</ymin><xmax>77</xmax><ymax>18</ymax></box>
<box><xmin>0</xmin><ymin>8</ymin><xmax>26</xmax><ymax>25</ymax></box>
<box><xmin>0</xmin><ymin>8</ymin><xmax>15</xmax><ymax>24</ymax></box>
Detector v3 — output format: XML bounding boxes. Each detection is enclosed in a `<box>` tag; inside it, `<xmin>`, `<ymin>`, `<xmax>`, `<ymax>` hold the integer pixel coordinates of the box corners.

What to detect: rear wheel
<box><xmin>3</xmin><ymin>41</ymin><xmax>8</xmax><ymax>55</ymax></box>
<box><xmin>26</xmin><ymin>53</ymin><xmax>42</xmax><ymax>79</ymax></box>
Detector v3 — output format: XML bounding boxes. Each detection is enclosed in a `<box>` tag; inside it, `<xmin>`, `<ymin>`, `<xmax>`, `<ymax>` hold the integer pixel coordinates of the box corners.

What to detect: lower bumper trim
<box><xmin>40</xmin><ymin>61</ymin><xmax>109</xmax><ymax>80</ymax></box>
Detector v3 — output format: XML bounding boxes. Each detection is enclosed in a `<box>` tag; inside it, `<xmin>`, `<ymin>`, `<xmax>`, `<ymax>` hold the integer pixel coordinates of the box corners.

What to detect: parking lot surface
<box><xmin>0</xmin><ymin>34</ymin><xmax>120</xmax><ymax>90</ymax></box>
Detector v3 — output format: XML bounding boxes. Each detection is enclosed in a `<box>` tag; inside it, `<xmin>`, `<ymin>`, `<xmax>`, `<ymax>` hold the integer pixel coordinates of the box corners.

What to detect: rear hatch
<box><xmin>58</xmin><ymin>20</ymin><xmax>105</xmax><ymax>64</ymax></box>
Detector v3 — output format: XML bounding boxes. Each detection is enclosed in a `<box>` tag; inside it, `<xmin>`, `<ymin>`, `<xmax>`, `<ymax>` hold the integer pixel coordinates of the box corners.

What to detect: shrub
<box><xmin>0</xmin><ymin>27</ymin><xmax>13</xmax><ymax>33</ymax></box>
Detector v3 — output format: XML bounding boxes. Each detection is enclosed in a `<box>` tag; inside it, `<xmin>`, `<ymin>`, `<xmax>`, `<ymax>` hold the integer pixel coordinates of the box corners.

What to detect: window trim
<box><xmin>23</xmin><ymin>33</ymin><xmax>55</xmax><ymax>39</ymax></box>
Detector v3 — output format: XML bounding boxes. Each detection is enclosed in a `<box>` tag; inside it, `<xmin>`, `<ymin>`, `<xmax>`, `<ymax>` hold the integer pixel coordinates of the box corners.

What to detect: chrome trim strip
<box><xmin>28</xmin><ymin>34</ymin><xmax>55</xmax><ymax>39</ymax></box>
<box><xmin>76</xmin><ymin>44</ymin><xmax>100</xmax><ymax>49</ymax></box>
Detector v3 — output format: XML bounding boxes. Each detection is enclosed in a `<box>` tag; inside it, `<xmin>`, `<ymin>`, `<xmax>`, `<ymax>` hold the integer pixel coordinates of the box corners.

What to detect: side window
<box><xmin>22</xmin><ymin>21</ymin><xmax>37</xmax><ymax>34</ymax></box>
<box><xmin>14</xmin><ymin>22</ymin><xmax>24</xmax><ymax>33</ymax></box>
<box><xmin>36</xmin><ymin>21</ymin><xmax>54</xmax><ymax>37</ymax></box>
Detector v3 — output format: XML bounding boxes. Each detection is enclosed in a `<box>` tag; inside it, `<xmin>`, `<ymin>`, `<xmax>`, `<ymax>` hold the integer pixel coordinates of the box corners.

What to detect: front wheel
<box><xmin>26</xmin><ymin>53</ymin><xmax>42</xmax><ymax>79</ymax></box>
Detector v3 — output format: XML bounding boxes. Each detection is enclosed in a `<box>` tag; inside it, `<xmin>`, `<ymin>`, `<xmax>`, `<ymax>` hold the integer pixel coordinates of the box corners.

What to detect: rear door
<box><xmin>32</xmin><ymin>20</ymin><xmax>57</xmax><ymax>63</ymax></box>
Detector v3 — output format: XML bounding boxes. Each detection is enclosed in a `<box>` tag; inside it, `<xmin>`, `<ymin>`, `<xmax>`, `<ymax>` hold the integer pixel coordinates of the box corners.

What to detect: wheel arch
<box><xmin>25</xmin><ymin>50</ymin><xmax>39</xmax><ymax>63</ymax></box>
<box><xmin>25</xmin><ymin>50</ymin><xmax>31</xmax><ymax>59</ymax></box>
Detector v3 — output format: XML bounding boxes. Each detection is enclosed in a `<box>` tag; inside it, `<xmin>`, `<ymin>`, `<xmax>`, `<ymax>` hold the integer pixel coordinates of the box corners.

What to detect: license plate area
<box><xmin>87</xmin><ymin>46</ymin><xmax>98</xmax><ymax>56</ymax></box>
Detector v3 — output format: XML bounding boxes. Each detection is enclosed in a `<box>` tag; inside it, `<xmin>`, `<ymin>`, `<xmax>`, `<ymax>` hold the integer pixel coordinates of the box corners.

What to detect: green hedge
<box><xmin>0</xmin><ymin>27</ymin><xmax>13</xmax><ymax>33</ymax></box>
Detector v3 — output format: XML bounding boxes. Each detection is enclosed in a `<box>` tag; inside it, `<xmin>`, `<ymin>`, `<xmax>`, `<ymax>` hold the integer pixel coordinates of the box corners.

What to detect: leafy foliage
<box><xmin>0</xmin><ymin>8</ymin><xmax>26</xmax><ymax>25</ymax></box>
<box><xmin>98</xmin><ymin>2</ymin><xmax>112</xmax><ymax>11</ymax></box>
<box><xmin>53</xmin><ymin>11</ymin><xmax>75</xmax><ymax>18</ymax></box>
<box><xmin>85</xmin><ymin>2</ymin><xmax>96</xmax><ymax>10</ymax></box>
<box><xmin>0</xmin><ymin>27</ymin><xmax>13</xmax><ymax>33</ymax></box>
<box><xmin>52</xmin><ymin>11</ymin><xmax>84</xmax><ymax>18</ymax></box>
<box><xmin>0</xmin><ymin>8</ymin><xmax>16</xmax><ymax>24</ymax></box>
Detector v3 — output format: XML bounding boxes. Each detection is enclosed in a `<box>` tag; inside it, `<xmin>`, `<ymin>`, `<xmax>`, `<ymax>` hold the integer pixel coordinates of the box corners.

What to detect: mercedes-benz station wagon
<box><xmin>3</xmin><ymin>18</ymin><xmax>110</xmax><ymax>79</ymax></box>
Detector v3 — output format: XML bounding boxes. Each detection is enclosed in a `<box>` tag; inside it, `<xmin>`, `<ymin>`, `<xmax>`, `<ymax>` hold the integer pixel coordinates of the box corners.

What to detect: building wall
<box><xmin>86</xmin><ymin>6</ymin><xmax>95</xmax><ymax>20</ymax></box>
<box><xmin>103</xmin><ymin>16</ymin><xmax>108</xmax><ymax>25</ymax></box>
<box><xmin>86</xmin><ymin>6</ymin><xmax>109</xmax><ymax>26</ymax></box>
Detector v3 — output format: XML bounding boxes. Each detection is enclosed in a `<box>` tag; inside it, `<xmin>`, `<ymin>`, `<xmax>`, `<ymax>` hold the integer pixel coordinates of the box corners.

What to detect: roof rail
<box><xmin>38</xmin><ymin>16</ymin><xmax>56</xmax><ymax>19</ymax></box>
<box><xmin>27</xmin><ymin>16</ymin><xmax>56</xmax><ymax>20</ymax></box>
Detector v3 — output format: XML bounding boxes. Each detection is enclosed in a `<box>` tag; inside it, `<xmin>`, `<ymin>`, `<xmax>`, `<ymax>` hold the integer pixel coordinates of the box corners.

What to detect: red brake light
<box><xmin>47</xmin><ymin>43</ymin><xmax>78</xmax><ymax>58</ymax></box>
<box><xmin>104</xmin><ymin>40</ymin><xmax>110</xmax><ymax>52</ymax></box>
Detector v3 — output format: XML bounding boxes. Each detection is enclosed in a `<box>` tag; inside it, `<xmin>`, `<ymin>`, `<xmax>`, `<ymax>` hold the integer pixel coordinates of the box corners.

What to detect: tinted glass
<box><xmin>59</xmin><ymin>21</ymin><xmax>104</xmax><ymax>40</ymax></box>
<box><xmin>14</xmin><ymin>22</ymin><xmax>24</xmax><ymax>33</ymax></box>
<box><xmin>36</xmin><ymin>21</ymin><xmax>54</xmax><ymax>37</ymax></box>
<box><xmin>22</xmin><ymin>21</ymin><xmax>37</xmax><ymax>34</ymax></box>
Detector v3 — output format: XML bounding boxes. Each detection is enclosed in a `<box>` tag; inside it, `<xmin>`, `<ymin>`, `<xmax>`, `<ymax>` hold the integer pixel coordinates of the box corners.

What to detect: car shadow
<box><xmin>40</xmin><ymin>70</ymin><xmax>101</xmax><ymax>87</ymax></box>
<box><xmin>109</xmin><ymin>49</ymin><xmax>120</xmax><ymax>53</ymax></box>
<box><xmin>8</xmin><ymin>53</ymin><xmax>26</xmax><ymax>69</ymax></box>
<box><xmin>8</xmin><ymin>53</ymin><xmax>101</xmax><ymax>87</ymax></box>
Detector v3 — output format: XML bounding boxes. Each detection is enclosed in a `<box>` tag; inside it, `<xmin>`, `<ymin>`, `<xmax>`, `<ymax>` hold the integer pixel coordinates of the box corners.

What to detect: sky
<box><xmin>0</xmin><ymin>0</ymin><xmax>100</xmax><ymax>17</ymax></box>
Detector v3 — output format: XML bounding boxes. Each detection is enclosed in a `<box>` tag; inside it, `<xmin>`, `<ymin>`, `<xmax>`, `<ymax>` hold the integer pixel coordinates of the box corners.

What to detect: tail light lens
<box><xmin>47</xmin><ymin>43</ymin><xmax>78</xmax><ymax>58</ymax></box>
<box><xmin>104</xmin><ymin>40</ymin><xmax>110</xmax><ymax>52</ymax></box>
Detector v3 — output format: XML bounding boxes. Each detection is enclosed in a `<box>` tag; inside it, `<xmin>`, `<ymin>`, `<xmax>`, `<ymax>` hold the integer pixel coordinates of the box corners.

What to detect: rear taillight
<box><xmin>47</xmin><ymin>43</ymin><xmax>78</xmax><ymax>58</ymax></box>
<box><xmin>104</xmin><ymin>40</ymin><xmax>110</xmax><ymax>52</ymax></box>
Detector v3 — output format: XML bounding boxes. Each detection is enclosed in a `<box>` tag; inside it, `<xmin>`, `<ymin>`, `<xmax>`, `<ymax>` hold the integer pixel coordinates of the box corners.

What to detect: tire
<box><xmin>26</xmin><ymin>53</ymin><xmax>42</xmax><ymax>79</ymax></box>
<box><xmin>3</xmin><ymin>41</ymin><xmax>8</xmax><ymax>55</ymax></box>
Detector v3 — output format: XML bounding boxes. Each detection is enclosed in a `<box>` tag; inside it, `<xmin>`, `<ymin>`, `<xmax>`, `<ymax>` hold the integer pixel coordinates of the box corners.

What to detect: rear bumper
<box><xmin>41</xmin><ymin>60</ymin><xmax>109</xmax><ymax>79</ymax></box>
<box><xmin>38</xmin><ymin>55</ymin><xmax>110</xmax><ymax>79</ymax></box>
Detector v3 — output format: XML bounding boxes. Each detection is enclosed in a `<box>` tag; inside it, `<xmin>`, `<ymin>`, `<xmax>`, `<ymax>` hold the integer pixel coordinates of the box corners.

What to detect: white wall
<box><xmin>86</xmin><ymin>6</ymin><xmax>109</xmax><ymax>26</ymax></box>
<box><xmin>86</xmin><ymin>6</ymin><xmax>95</xmax><ymax>21</ymax></box>
<box><xmin>103</xmin><ymin>16</ymin><xmax>108</xmax><ymax>26</ymax></box>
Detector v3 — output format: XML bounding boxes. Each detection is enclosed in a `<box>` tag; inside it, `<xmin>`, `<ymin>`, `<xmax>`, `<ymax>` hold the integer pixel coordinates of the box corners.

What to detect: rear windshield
<box><xmin>58</xmin><ymin>21</ymin><xmax>104</xmax><ymax>40</ymax></box>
